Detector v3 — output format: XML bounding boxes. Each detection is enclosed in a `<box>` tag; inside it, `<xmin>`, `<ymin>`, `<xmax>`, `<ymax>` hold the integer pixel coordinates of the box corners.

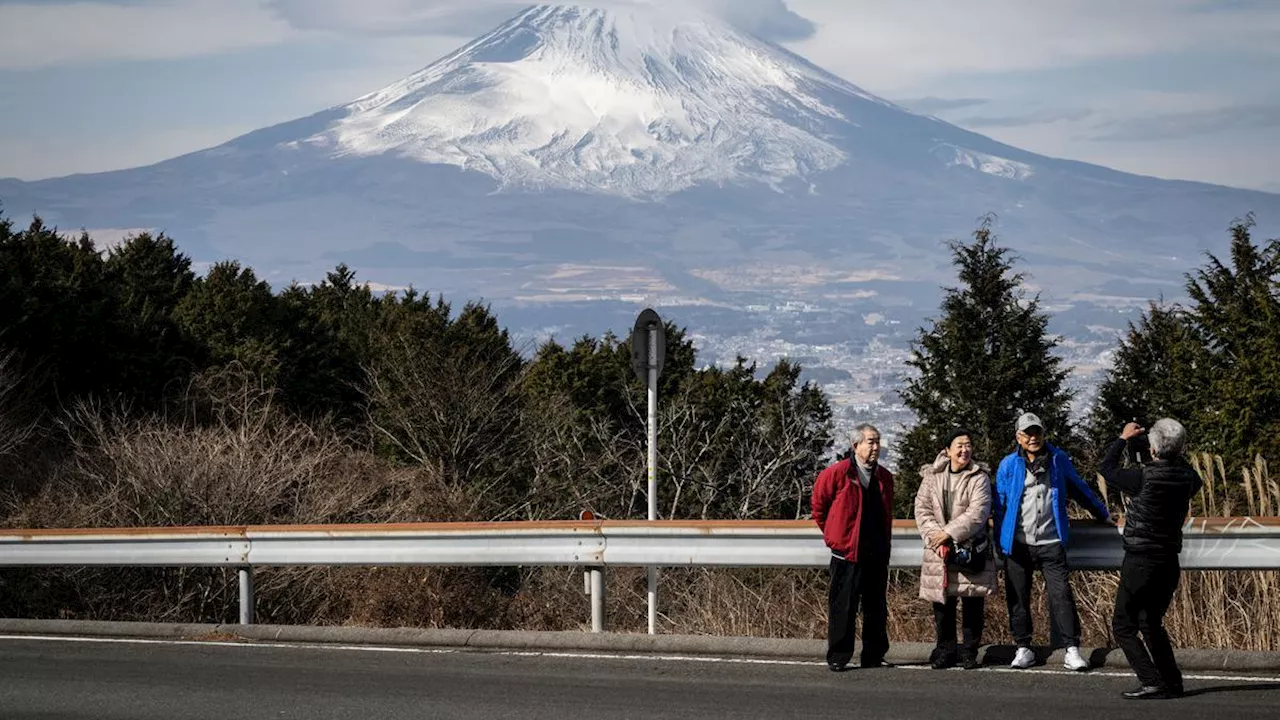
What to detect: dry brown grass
<box><xmin>2</xmin><ymin>389</ymin><xmax>1277</xmax><ymax>651</ymax></box>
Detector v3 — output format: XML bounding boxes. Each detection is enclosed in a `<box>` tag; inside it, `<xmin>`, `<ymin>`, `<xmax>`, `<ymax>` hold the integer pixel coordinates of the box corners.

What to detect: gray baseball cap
<box><xmin>1016</xmin><ymin>412</ymin><xmax>1045</xmax><ymax>433</ymax></box>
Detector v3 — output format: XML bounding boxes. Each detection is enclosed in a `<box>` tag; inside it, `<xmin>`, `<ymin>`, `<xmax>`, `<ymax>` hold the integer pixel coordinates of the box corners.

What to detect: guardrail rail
<box><xmin>3</xmin><ymin>517</ymin><xmax>1278</xmax><ymax>631</ymax></box>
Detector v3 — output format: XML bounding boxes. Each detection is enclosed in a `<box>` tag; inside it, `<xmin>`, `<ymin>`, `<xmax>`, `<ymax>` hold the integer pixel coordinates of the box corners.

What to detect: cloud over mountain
<box><xmin>265</xmin><ymin>0</ymin><xmax>816</xmax><ymax>41</ymax></box>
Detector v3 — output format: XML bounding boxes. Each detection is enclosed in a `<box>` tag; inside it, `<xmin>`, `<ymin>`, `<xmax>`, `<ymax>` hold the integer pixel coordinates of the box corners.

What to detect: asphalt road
<box><xmin>3</xmin><ymin>636</ymin><xmax>1280</xmax><ymax>720</ymax></box>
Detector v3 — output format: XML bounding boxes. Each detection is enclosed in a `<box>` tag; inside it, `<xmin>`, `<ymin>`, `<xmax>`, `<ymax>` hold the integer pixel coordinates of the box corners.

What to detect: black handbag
<box><xmin>946</xmin><ymin>530</ymin><xmax>990</xmax><ymax>573</ymax></box>
<box><xmin>941</xmin><ymin>473</ymin><xmax>990</xmax><ymax>573</ymax></box>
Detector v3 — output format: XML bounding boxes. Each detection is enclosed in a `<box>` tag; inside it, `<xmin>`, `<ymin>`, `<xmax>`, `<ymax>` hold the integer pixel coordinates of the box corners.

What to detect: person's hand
<box><xmin>935</xmin><ymin>545</ymin><xmax>949</xmax><ymax>559</ymax></box>
<box><xmin>928</xmin><ymin>530</ymin><xmax>951</xmax><ymax>548</ymax></box>
<box><xmin>1121</xmin><ymin>422</ymin><xmax>1145</xmax><ymax>441</ymax></box>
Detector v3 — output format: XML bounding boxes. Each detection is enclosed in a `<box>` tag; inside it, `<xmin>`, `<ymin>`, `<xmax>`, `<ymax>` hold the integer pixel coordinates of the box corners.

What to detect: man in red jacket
<box><xmin>812</xmin><ymin>423</ymin><xmax>895</xmax><ymax>671</ymax></box>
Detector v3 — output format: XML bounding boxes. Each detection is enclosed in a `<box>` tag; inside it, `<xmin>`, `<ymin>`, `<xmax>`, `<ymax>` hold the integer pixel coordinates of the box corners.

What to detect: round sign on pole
<box><xmin>631</xmin><ymin>307</ymin><xmax>665</xmax><ymax>636</ymax></box>
<box><xmin>630</xmin><ymin>308</ymin><xmax>665</xmax><ymax>387</ymax></box>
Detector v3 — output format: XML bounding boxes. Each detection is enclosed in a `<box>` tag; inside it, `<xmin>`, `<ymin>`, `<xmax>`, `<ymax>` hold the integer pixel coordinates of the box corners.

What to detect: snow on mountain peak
<box><xmin>303</xmin><ymin>3</ymin><xmax>896</xmax><ymax>198</ymax></box>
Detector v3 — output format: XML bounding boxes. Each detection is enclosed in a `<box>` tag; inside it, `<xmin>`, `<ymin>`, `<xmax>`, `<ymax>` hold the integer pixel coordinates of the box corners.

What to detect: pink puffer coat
<box><xmin>914</xmin><ymin>451</ymin><xmax>996</xmax><ymax>604</ymax></box>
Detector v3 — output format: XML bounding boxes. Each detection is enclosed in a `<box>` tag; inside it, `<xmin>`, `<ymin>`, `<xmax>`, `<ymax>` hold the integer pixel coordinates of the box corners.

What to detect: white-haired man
<box><xmin>812</xmin><ymin>424</ymin><xmax>895</xmax><ymax>671</ymax></box>
<box><xmin>1100</xmin><ymin>418</ymin><xmax>1204</xmax><ymax>700</ymax></box>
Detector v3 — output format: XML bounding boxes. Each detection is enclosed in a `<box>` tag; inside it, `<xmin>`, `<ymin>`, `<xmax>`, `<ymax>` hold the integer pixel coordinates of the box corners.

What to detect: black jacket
<box><xmin>1100</xmin><ymin>439</ymin><xmax>1204</xmax><ymax>555</ymax></box>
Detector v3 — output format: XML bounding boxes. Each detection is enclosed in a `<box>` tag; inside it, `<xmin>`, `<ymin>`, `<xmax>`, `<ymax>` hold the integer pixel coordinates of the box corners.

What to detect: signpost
<box><xmin>630</xmin><ymin>308</ymin><xmax>665</xmax><ymax>635</ymax></box>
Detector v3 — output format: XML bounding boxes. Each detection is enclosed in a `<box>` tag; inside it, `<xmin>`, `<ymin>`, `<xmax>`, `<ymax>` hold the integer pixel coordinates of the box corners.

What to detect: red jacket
<box><xmin>811</xmin><ymin>458</ymin><xmax>895</xmax><ymax>562</ymax></box>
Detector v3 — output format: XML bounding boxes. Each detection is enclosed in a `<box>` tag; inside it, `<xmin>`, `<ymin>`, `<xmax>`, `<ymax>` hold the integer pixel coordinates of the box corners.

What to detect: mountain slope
<box><xmin>2</xmin><ymin>2</ymin><xmax>1277</xmax><ymax>310</ymax></box>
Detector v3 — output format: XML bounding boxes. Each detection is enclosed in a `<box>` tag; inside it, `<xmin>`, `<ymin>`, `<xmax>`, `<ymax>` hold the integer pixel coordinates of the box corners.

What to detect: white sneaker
<box><xmin>1064</xmin><ymin>646</ymin><xmax>1090</xmax><ymax>671</ymax></box>
<box><xmin>1010</xmin><ymin>646</ymin><xmax>1035</xmax><ymax>669</ymax></box>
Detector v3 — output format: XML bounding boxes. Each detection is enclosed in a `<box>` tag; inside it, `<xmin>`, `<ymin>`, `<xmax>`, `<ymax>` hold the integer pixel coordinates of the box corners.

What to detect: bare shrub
<box><xmin>366</xmin><ymin>320</ymin><xmax>529</xmax><ymax>519</ymax></box>
<box><xmin>661</xmin><ymin>385</ymin><xmax>824</xmax><ymax>520</ymax></box>
<box><xmin>14</xmin><ymin>365</ymin><xmax>460</xmax><ymax>530</ymax></box>
<box><xmin>520</xmin><ymin>390</ymin><xmax>644</xmax><ymax>521</ymax></box>
<box><xmin>2</xmin><ymin>363</ymin><xmax>473</xmax><ymax>623</ymax></box>
<box><xmin>0</xmin><ymin>348</ymin><xmax>38</xmax><ymax>458</ymax></box>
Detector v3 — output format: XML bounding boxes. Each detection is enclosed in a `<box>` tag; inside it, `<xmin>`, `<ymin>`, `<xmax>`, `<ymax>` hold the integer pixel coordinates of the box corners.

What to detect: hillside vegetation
<box><xmin>2</xmin><ymin>205</ymin><xmax>1277</xmax><ymax>649</ymax></box>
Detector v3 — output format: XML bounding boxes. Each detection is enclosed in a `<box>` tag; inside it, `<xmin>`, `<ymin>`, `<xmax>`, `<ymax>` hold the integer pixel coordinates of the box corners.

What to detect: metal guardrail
<box><xmin>2</xmin><ymin>518</ymin><xmax>1278</xmax><ymax>630</ymax></box>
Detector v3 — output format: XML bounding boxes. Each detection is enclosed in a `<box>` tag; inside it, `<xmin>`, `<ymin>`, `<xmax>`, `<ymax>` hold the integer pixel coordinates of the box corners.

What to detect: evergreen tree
<box><xmin>275</xmin><ymin>264</ymin><xmax>379</xmax><ymax>427</ymax></box>
<box><xmin>1093</xmin><ymin>216</ymin><xmax>1280</xmax><ymax>471</ymax></box>
<box><xmin>1183</xmin><ymin>215</ymin><xmax>1280</xmax><ymax>467</ymax></box>
<box><xmin>520</xmin><ymin>320</ymin><xmax>699</xmax><ymax>430</ymax></box>
<box><xmin>897</xmin><ymin>216</ymin><xmax>1074</xmax><ymax>516</ymax></box>
<box><xmin>1085</xmin><ymin>215</ymin><xmax>1278</xmax><ymax>511</ymax></box>
<box><xmin>0</xmin><ymin>214</ymin><xmax>113</xmax><ymax>407</ymax></box>
<box><xmin>1083</xmin><ymin>300</ymin><xmax>1206</xmax><ymax>457</ymax></box>
<box><xmin>102</xmin><ymin>232</ymin><xmax>198</xmax><ymax>406</ymax></box>
<box><xmin>173</xmin><ymin>260</ymin><xmax>283</xmax><ymax>383</ymax></box>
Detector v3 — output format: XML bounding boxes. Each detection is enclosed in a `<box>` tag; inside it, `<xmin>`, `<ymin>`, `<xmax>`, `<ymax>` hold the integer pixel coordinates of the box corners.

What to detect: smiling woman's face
<box><xmin>948</xmin><ymin>434</ymin><xmax>972</xmax><ymax>467</ymax></box>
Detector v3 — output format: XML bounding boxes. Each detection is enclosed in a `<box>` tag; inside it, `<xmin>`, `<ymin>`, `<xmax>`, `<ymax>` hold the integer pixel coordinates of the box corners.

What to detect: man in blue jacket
<box><xmin>994</xmin><ymin>413</ymin><xmax>1113</xmax><ymax>672</ymax></box>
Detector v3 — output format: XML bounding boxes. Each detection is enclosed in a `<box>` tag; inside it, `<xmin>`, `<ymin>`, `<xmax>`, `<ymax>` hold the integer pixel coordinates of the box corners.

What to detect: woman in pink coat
<box><xmin>914</xmin><ymin>428</ymin><xmax>996</xmax><ymax>669</ymax></box>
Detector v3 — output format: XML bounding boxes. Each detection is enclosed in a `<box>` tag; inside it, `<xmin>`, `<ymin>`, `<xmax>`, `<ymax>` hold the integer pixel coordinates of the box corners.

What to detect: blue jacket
<box><xmin>993</xmin><ymin>443</ymin><xmax>1111</xmax><ymax>555</ymax></box>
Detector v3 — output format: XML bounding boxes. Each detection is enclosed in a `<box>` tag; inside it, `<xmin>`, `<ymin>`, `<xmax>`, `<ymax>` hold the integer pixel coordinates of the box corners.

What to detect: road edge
<box><xmin>1</xmin><ymin>618</ymin><xmax>1277</xmax><ymax>673</ymax></box>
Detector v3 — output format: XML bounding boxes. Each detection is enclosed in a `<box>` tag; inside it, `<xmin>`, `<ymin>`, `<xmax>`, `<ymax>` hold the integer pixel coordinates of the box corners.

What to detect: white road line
<box><xmin>0</xmin><ymin>634</ymin><xmax>459</xmax><ymax>655</ymax></box>
<box><xmin>1</xmin><ymin>634</ymin><xmax>1277</xmax><ymax>684</ymax></box>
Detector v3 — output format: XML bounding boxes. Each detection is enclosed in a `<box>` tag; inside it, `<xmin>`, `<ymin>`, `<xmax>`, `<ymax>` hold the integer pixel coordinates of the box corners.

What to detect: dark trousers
<box><xmin>933</xmin><ymin>596</ymin><xmax>985</xmax><ymax>659</ymax></box>
<box><xmin>1003</xmin><ymin>541</ymin><xmax>1081</xmax><ymax>648</ymax></box>
<box><xmin>1112</xmin><ymin>552</ymin><xmax>1183</xmax><ymax>690</ymax></box>
<box><xmin>827</xmin><ymin>556</ymin><xmax>889</xmax><ymax>667</ymax></box>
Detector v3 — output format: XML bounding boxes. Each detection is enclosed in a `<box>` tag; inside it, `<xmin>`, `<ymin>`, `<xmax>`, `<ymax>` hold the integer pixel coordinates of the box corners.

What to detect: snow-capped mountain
<box><xmin>310</xmin><ymin>4</ymin><xmax>864</xmax><ymax>197</ymax></box>
<box><xmin>301</xmin><ymin>3</ymin><xmax>1046</xmax><ymax>199</ymax></box>
<box><xmin>2</xmin><ymin>2</ymin><xmax>1277</xmax><ymax>319</ymax></box>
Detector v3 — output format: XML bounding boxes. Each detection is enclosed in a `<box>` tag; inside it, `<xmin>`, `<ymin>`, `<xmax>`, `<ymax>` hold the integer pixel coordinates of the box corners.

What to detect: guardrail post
<box><xmin>238</xmin><ymin>567</ymin><xmax>254</xmax><ymax>625</ymax></box>
<box><xmin>589</xmin><ymin>567</ymin><xmax>606</xmax><ymax>633</ymax></box>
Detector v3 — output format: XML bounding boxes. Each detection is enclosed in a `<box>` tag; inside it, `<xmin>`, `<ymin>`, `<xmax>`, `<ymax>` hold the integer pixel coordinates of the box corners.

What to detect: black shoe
<box><xmin>827</xmin><ymin>661</ymin><xmax>848</xmax><ymax>672</ymax></box>
<box><xmin>959</xmin><ymin>655</ymin><xmax>981</xmax><ymax>670</ymax></box>
<box><xmin>1122</xmin><ymin>685</ymin><xmax>1177</xmax><ymax>700</ymax></box>
<box><xmin>860</xmin><ymin>659</ymin><xmax>894</xmax><ymax>669</ymax></box>
<box><xmin>931</xmin><ymin>652</ymin><xmax>957</xmax><ymax>670</ymax></box>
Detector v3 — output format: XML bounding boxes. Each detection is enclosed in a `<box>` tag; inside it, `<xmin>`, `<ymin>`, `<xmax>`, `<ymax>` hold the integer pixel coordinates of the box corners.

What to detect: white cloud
<box><xmin>770</xmin><ymin>1</ymin><xmax>1280</xmax><ymax>189</ymax></box>
<box><xmin>263</xmin><ymin>0</ymin><xmax>523</xmax><ymax>37</ymax></box>
<box><xmin>952</xmin><ymin>108</ymin><xmax>1280</xmax><ymax>190</ymax></box>
<box><xmin>0</xmin><ymin>0</ymin><xmax>815</xmax><ymax>70</ymax></box>
<box><xmin>265</xmin><ymin>0</ymin><xmax>815</xmax><ymax>41</ymax></box>
<box><xmin>786</xmin><ymin>0</ymin><xmax>1280</xmax><ymax>91</ymax></box>
<box><xmin>959</xmin><ymin>107</ymin><xmax>1095</xmax><ymax>129</ymax></box>
<box><xmin>1090</xmin><ymin>104</ymin><xmax>1280</xmax><ymax>142</ymax></box>
<box><xmin>6</xmin><ymin>0</ymin><xmax>1276</xmax><ymax>81</ymax></box>
<box><xmin>0</xmin><ymin>0</ymin><xmax>298</xmax><ymax>69</ymax></box>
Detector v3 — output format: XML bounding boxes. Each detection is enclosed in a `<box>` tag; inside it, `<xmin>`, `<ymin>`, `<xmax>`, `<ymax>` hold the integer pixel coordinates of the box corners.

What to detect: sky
<box><xmin>1</xmin><ymin>0</ymin><xmax>1278</xmax><ymax>192</ymax></box>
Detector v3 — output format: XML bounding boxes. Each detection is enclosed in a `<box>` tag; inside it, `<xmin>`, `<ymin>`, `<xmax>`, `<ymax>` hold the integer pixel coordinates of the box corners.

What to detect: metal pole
<box><xmin>647</xmin><ymin>322</ymin><xmax>658</xmax><ymax>635</ymax></box>
<box><xmin>590</xmin><ymin>567</ymin><xmax>606</xmax><ymax>633</ymax></box>
<box><xmin>238</xmin><ymin>567</ymin><xmax>254</xmax><ymax>625</ymax></box>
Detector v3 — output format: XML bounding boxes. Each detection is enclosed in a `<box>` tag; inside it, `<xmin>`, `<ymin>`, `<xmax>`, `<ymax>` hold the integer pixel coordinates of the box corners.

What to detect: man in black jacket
<box><xmin>1100</xmin><ymin>418</ymin><xmax>1204</xmax><ymax>700</ymax></box>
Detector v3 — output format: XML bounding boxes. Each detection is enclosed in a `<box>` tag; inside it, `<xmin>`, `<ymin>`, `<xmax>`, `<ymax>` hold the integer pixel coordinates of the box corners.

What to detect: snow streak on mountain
<box><xmin>301</xmin><ymin>3</ymin><xmax>908</xmax><ymax>197</ymax></box>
